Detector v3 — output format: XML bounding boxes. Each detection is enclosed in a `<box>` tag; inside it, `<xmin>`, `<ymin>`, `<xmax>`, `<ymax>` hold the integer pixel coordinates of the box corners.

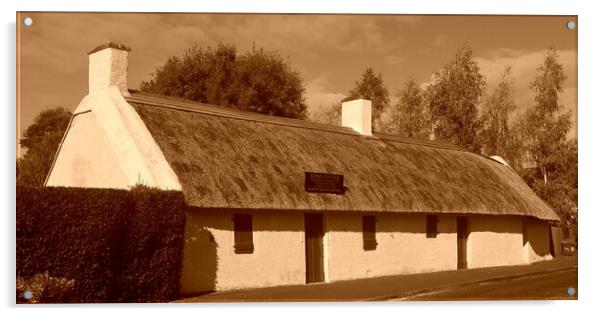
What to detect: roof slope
<box><xmin>126</xmin><ymin>91</ymin><xmax>559</xmax><ymax>221</ymax></box>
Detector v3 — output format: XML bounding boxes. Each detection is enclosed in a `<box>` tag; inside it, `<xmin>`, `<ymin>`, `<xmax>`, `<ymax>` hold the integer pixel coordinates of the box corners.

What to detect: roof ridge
<box><xmin>372</xmin><ymin>132</ymin><xmax>463</xmax><ymax>151</ymax></box>
<box><xmin>126</xmin><ymin>90</ymin><xmax>361</xmax><ymax>136</ymax></box>
<box><xmin>126</xmin><ymin>90</ymin><xmax>464</xmax><ymax>152</ymax></box>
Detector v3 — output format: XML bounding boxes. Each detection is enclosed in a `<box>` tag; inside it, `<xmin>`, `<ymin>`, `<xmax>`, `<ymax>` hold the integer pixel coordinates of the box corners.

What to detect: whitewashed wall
<box><xmin>45</xmin><ymin>87</ymin><xmax>181</xmax><ymax>190</ymax></box>
<box><xmin>326</xmin><ymin>213</ymin><xmax>457</xmax><ymax>281</ymax></box>
<box><xmin>46</xmin><ymin>110</ymin><xmax>129</xmax><ymax>188</ymax></box>
<box><xmin>525</xmin><ymin>219</ymin><xmax>553</xmax><ymax>263</ymax></box>
<box><xmin>181</xmin><ymin>209</ymin><xmax>306</xmax><ymax>293</ymax></box>
<box><xmin>468</xmin><ymin>215</ymin><xmax>525</xmax><ymax>268</ymax></box>
<box><xmin>181</xmin><ymin>211</ymin><xmax>553</xmax><ymax>293</ymax></box>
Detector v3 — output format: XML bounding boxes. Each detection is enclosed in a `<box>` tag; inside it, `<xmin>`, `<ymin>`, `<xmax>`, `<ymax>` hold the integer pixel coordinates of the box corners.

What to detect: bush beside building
<box><xmin>16</xmin><ymin>186</ymin><xmax>186</xmax><ymax>303</ymax></box>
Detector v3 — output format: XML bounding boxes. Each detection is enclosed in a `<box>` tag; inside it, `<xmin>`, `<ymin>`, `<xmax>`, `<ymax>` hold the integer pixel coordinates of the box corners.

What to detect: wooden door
<box><xmin>305</xmin><ymin>213</ymin><xmax>324</xmax><ymax>283</ymax></box>
<box><xmin>457</xmin><ymin>216</ymin><xmax>468</xmax><ymax>269</ymax></box>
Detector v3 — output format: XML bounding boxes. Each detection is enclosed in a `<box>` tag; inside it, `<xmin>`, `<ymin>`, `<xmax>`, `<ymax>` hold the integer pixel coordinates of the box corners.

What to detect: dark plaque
<box><xmin>304</xmin><ymin>172</ymin><xmax>345</xmax><ymax>195</ymax></box>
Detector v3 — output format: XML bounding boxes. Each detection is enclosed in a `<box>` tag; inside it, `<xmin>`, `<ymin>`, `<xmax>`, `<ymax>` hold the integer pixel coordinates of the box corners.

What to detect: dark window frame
<box><xmin>233</xmin><ymin>214</ymin><xmax>254</xmax><ymax>254</ymax></box>
<box><xmin>362</xmin><ymin>215</ymin><xmax>377</xmax><ymax>251</ymax></box>
<box><xmin>426</xmin><ymin>214</ymin><xmax>438</xmax><ymax>238</ymax></box>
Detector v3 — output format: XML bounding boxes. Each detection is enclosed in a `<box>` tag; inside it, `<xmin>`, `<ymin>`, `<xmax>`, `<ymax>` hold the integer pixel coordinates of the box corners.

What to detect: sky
<box><xmin>17</xmin><ymin>13</ymin><xmax>577</xmax><ymax>153</ymax></box>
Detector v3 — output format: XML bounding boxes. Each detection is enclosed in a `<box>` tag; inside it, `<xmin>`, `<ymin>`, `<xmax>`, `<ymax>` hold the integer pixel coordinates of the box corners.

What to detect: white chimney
<box><xmin>341</xmin><ymin>99</ymin><xmax>372</xmax><ymax>136</ymax></box>
<box><xmin>88</xmin><ymin>42</ymin><xmax>131</xmax><ymax>96</ymax></box>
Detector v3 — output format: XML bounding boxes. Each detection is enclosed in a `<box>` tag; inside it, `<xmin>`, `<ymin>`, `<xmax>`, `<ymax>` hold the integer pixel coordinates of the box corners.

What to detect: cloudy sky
<box><xmin>17</xmin><ymin>13</ymin><xmax>577</xmax><ymax>146</ymax></box>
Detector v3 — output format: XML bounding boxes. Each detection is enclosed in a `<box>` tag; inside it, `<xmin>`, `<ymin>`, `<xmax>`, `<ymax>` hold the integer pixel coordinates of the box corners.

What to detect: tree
<box><xmin>521</xmin><ymin>139</ymin><xmax>577</xmax><ymax>240</ymax></box>
<box><xmin>424</xmin><ymin>43</ymin><xmax>486</xmax><ymax>152</ymax></box>
<box><xmin>233</xmin><ymin>48</ymin><xmax>307</xmax><ymax>119</ymax></box>
<box><xmin>479</xmin><ymin>66</ymin><xmax>518</xmax><ymax>161</ymax></box>
<box><xmin>17</xmin><ymin>107</ymin><xmax>72</xmax><ymax>186</ymax></box>
<box><xmin>140</xmin><ymin>43</ymin><xmax>307</xmax><ymax>119</ymax></box>
<box><xmin>520</xmin><ymin>47</ymin><xmax>571</xmax><ymax>185</ymax></box>
<box><xmin>518</xmin><ymin>47</ymin><xmax>576</xmax><ymax>240</ymax></box>
<box><xmin>310</xmin><ymin>102</ymin><xmax>341</xmax><ymax>126</ymax></box>
<box><xmin>345</xmin><ymin>67</ymin><xmax>390</xmax><ymax>129</ymax></box>
<box><xmin>385</xmin><ymin>77</ymin><xmax>430</xmax><ymax>139</ymax></box>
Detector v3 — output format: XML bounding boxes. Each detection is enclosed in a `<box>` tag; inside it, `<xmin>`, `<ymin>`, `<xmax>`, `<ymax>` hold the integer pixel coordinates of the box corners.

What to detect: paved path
<box><xmin>178</xmin><ymin>256</ymin><xmax>577</xmax><ymax>302</ymax></box>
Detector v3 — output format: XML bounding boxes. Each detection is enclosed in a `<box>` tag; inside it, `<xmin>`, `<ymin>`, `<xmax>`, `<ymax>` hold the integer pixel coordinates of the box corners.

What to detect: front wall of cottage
<box><xmin>468</xmin><ymin>215</ymin><xmax>525</xmax><ymax>268</ymax></box>
<box><xmin>181</xmin><ymin>209</ymin><xmax>306</xmax><ymax>294</ymax></box>
<box><xmin>181</xmin><ymin>211</ymin><xmax>554</xmax><ymax>293</ymax></box>
<box><xmin>325</xmin><ymin>213</ymin><xmax>457</xmax><ymax>281</ymax></box>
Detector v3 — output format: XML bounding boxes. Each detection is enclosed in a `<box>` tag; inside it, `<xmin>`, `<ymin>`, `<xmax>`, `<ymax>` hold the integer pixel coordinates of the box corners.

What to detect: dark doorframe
<box><xmin>457</xmin><ymin>216</ymin><xmax>469</xmax><ymax>269</ymax></box>
<box><xmin>304</xmin><ymin>213</ymin><xmax>324</xmax><ymax>283</ymax></box>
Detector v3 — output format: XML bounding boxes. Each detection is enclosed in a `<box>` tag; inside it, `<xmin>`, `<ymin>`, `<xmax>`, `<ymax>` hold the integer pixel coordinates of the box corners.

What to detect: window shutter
<box><xmin>426</xmin><ymin>215</ymin><xmax>438</xmax><ymax>238</ymax></box>
<box><xmin>234</xmin><ymin>214</ymin><xmax>254</xmax><ymax>254</ymax></box>
<box><xmin>362</xmin><ymin>215</ymin><xmax>377</xmax><ymax>250</ymax></box>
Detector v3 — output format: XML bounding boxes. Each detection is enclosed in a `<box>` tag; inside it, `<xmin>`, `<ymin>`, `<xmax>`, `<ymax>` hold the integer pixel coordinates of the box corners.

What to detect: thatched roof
<box><xmin>126</xmin><ymin>90</ymin><xmax>559</xmax><ymax>221</ymax></box>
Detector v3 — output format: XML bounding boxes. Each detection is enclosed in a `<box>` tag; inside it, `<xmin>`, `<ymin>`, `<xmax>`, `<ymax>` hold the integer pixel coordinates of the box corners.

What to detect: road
<box><xmin>179</xmin><ymin>257</ymin><xmax>577</xmax><ymax>302</ymax></box>
<box><xmin>396</xmin><ymin>268</ymin><xmax>577</xmax><ymax>300</ymax></box>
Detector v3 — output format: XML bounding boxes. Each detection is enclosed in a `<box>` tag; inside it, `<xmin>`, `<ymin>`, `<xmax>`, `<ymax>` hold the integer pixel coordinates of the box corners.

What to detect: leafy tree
<box><xmin>141</xmin><ymin>43</ymin><xmax>307</xmax><ymax>119</ymax></box>
<box><xmin>521</xmin><ymin>139</ymin><xmax>577</xmax><ymax>240</ymax></box>
<box><xmin>345</xmin><ymin>67</ymin><xmax>390</xmax><ymax>129</ymax></box>
<box><xmin>17</xmin><ymin>107</ymin><xmax>72</xmax><ymax>186</ymax></box>
<box><xmin>385</xmin><ymin>77</ymin><xmax>430</xmax><ymax>139</ymax></box>
<box><xmin>233</xmin><ymin>48</ymin><xmax>307</xmax><ymax>119</ymax></box>
<box><xmin>518</xmin><ymin>47</ymin><xmax>576</xmax><ymax>239</ymax></box>
<box><xmin>479</xmin><ymin>66</ymin><xmax>518</xmax><ymax>161</ymax></box>
<box><xmin>424</xmin><ymin>43</ymin><xmax>486</xmax><ymax>152</ymax></box>
<box><xmin>520</xmin><ymin>47</ymin><xmax>571</xmax><ymax>185</ymax></box>
<box><xmin>310</xmin><ymin>102</ymin><xmax>341</xmax><ymax>126</ymax></box>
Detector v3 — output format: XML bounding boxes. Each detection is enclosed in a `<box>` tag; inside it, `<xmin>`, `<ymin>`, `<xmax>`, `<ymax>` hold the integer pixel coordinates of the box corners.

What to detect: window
<box><xmin>426</xmin><ymin>215</ymin><xmax>438</xmax><ymax>238</ymax></box>
<box><xmin>233</xmin><ymin>214</ymin><xmax>254</xmax><ymax>254</ymax></box>
<box><xmin>362</xmin><ymin>215</ymin><xmax>377</xmax><ymax>250</ymax></box>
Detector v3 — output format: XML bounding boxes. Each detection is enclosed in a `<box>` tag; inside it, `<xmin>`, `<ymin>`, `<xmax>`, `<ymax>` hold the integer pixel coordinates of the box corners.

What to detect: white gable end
<box><xmin>46</xmin><ymin>86</ymin><xmax>181</xmax><ymax>190</ymax></box>
<box><xmin>46</xmin><ymin>43</ymin><xmax>181</xmax><ymax>191</ymax></box>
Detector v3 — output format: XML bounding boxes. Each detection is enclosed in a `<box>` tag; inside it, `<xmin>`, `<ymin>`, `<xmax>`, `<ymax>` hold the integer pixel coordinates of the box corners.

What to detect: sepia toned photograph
<box><xmin>16</xmin><ymin>12</ymin><xmax>577</xmax><ymax>303</ymax></box>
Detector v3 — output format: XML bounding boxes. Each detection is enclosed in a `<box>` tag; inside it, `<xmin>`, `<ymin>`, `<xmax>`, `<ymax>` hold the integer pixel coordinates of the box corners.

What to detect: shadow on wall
<box><xmin>529</xmin><ymin>220</ymin><xmax>552</xmax><ymax>257</ymax></box>
<box><xmin>189</xmin><ymin>209</ymin><xmax>536</xmax><ymax>235</ymax></box>
<box><xmin>181</xmin><ymin>226</ymin><xmax>217</xmax><ymax>296</ymax></box>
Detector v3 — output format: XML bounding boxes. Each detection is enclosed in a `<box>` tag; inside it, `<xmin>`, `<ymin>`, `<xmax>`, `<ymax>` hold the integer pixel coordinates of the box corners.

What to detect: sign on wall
<box><xmin>304</xmin><ymin>172</ymin><xmax>345</xmax><ymax>195</ymax></box>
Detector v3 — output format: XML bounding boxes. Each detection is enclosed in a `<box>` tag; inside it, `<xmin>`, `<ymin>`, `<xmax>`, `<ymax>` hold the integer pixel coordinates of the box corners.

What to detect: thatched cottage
<box><xmin>46</xmin><ymin>43</ymin><xmax>559</xmax><ymax>294</ymax></box>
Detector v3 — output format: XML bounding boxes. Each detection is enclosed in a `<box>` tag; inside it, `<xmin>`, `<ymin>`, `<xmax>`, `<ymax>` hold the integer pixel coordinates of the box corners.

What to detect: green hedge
<box><xmin>16</xmin><ymin>186</ymin><xmax>186</xmax><ymax>303</ymax></box>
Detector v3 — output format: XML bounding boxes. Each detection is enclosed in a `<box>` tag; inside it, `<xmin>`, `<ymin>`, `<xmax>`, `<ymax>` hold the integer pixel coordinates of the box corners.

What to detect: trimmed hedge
<box><xmin>16</xmin><ymin>186</ymin><xmax>186</xmax><ymax>303</ymax></box>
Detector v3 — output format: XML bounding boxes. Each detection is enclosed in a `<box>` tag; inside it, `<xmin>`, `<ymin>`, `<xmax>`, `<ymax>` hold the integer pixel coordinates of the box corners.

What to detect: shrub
<box><xmin>16</xmin><ymin>186</ymin><xmax>186</xmax><ymax>303</ymax></box>
<box><xmin>16</xmin><ymin>272</ymin><xmax>75</xmax><ymax>303</ymax></box>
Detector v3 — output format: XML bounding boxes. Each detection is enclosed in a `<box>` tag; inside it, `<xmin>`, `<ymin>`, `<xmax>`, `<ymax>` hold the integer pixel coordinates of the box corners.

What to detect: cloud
<box><xmin>432</xmin><ymin>34</ymin><xmax>448</xmax><ymax>47</ymax></box>
<box><xmin>304</xmin><ymin>74</ymin><xmax>346</xmax><ymax>114</ymax></box>
<box><xmin>419</xmin><ymin>73</ymin><xmax>438</xmax><ymax>90</ymax></box>
<box><xmin>384</xmin><ymin>55</ymin><xmax>405</xmax><ymax>66</ymax></box>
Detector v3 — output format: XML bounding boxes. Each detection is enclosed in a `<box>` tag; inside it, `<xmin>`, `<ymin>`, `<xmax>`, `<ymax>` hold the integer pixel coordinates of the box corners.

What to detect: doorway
<box><xmin>305</xmin><ymin>213</ymin><xmax>324</xmax><ymax>283</ymax></box>
<box><xmin>457</xmin><ymin>216</ymin><xmax>469</xmax><ymax>269</ymax></box>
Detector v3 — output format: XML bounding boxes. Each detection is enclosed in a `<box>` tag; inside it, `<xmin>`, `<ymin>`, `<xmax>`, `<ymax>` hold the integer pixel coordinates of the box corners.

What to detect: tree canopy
<box><xmin>310</xmin><ymin>102</ymin><xmax>341</xmax><ymax>126</ymax></box>
<box><xmin>478</xmin><ymin>66</ymin><xmax>520</xmax><ymax>165</ymax></box>
<box><xmin>520</xmin><ymin>47</ymin><xmax>571</xmax><ymax>184</ymax></box>
<box><xmin>517</xmin><ymin>47</ymin><xmax>576</xmax><ymax>239</ymax></box>
<box><xmin>345</xmin><ymin>67</ymin><xmax>390</xmax><ymax>129</ymax></box>
<box><xmin>18</xmin><ymin>107</ymin><xmax>72</xmax><ymax>186</ymax></box>
<box><xmin>385</xmin><ymin>77</ymin><xmax>430</xmax><ymax>139</ymax></box>
<box><xmin>424</xmin><ymin>44</ymin><xmax>486</xmax><ymax>152</ymax></box>
<box><xmin>140</xmin><ymin>43</ymin><xmax>308</xmax><ymax>119</ymax></box>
